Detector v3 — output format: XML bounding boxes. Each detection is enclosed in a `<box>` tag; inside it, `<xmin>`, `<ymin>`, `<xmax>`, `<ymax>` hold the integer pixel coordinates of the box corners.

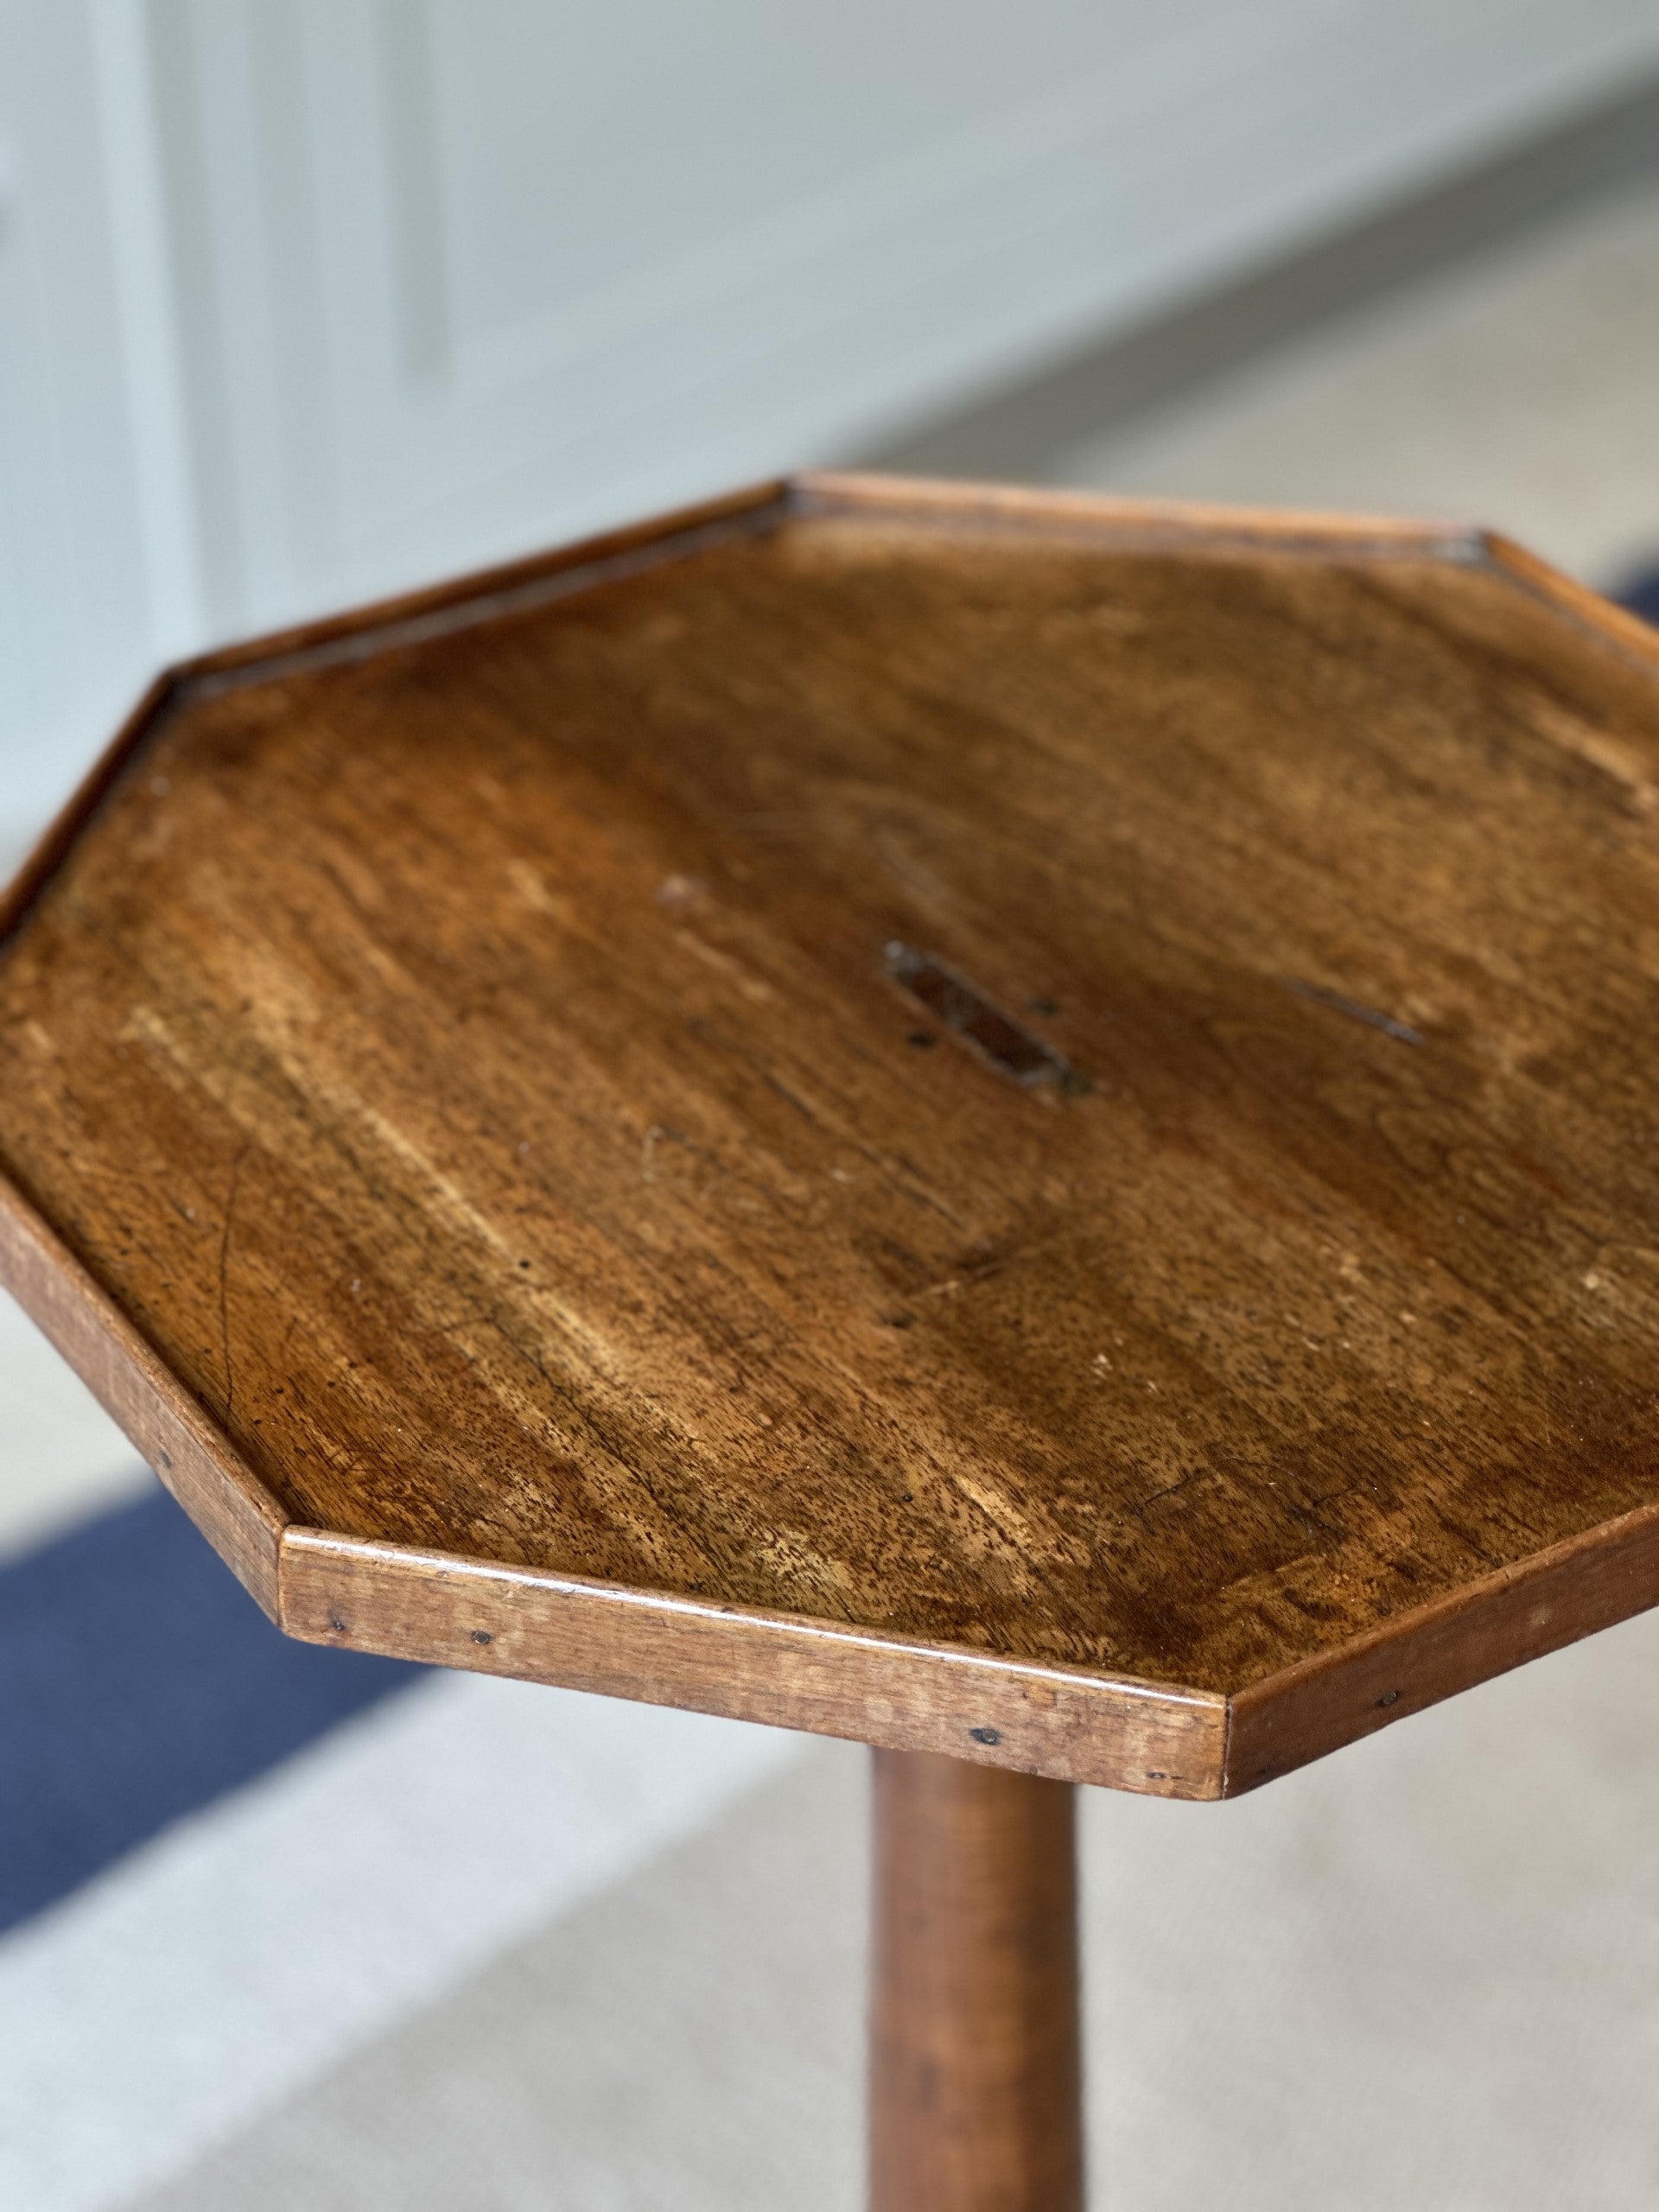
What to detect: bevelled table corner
<box><xmin>6</xmin><ymin>470</ymin><xmax>1659</xmax><ymax>2207</ymax></box>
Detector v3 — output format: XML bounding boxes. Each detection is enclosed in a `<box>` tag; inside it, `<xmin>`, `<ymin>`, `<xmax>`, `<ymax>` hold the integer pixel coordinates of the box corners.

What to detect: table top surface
<box><xmin>6</xmin><ymin>474</ymin><xmax>1659</xmax><ymax>1799</ymax></box>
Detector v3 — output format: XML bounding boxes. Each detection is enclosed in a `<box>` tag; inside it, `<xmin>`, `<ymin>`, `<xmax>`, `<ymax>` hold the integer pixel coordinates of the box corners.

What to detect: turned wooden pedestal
<box><xmin>871</xmin><ymin>1752</ymin><xmax>1083</xmax><ymax>2212</ymax></box>
<box><xmin>8</xmin><ymin>473</ymin><xmax>1659</xmax><ymax>2206</ymax></box>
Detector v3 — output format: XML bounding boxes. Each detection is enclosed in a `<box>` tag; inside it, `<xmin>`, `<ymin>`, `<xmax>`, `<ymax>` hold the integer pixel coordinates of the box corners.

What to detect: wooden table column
<box><xmin>869</xmin><ymin>1748</ymin><xmax>1084</xmax><ymax>2212</ymax></box>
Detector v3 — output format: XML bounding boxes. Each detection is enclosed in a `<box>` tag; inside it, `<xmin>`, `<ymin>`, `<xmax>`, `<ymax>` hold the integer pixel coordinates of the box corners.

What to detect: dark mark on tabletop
<box><xmin>885</xmin><ymin>944</ymin><xmax>1088</xmax><ymax>1091</ymax></box>
<box><xmin>1286</xmin><ymin>976</ymin><xmax>1425</xmax><ymax>1046</ymax></box>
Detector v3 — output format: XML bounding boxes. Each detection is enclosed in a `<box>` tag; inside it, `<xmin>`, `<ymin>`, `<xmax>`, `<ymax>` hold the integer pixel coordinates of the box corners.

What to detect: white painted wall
<box><xmin>0</xmin><ymin>10</ymin><xmax>162</xmax><ymax>855</ymax></box>
<box><xmin>4</xmin><ymin>0</ymin><xmax>1659</xmax><ymax>850</ymax></box>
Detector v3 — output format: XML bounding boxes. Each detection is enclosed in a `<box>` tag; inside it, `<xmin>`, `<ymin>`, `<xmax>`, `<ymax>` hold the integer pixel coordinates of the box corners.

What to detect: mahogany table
<box><xmin>6</xmin><ymin>474</ymin><xmax>1659</xmax><ymax>2209</ymax></box>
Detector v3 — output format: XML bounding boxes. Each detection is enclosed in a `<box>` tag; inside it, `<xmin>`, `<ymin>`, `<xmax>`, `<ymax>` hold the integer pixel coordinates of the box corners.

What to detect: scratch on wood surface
<box><xmin>218</xmin><ymin>1139</ymin><xmax>250</xmax><ymax>1416</ymax></box>
<box><xmin>1284</xmin><ymin>976</ymin><xmax>1425</xmax><ymax>1046</ymax></box>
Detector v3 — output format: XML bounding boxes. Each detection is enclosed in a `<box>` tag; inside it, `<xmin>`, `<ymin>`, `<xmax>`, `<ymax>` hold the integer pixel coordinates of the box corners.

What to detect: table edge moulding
<box><xmin>5</xmin><ymin>474</ymin><xmax>1659</xmax><ymax>1804</ymax></box>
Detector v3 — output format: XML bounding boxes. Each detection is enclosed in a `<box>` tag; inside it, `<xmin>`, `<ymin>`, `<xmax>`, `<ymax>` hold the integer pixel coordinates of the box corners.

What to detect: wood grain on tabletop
<box><xmin>4</xmin><ymin>474</ymin><xmax>1659</xmax><ymax>1793</ymax></box>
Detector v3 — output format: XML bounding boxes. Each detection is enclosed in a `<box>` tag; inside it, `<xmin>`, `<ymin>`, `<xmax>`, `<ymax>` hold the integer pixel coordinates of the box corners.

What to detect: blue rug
<box><xmin>0</xmin><ymin>1484</ymin><xmax>422</xmax><ymax>1933</ymax></box>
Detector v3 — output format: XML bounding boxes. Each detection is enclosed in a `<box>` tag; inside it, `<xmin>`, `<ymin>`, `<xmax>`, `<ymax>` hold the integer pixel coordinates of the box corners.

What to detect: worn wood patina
<box><xmin>4</xmin><ymin>475</ymin><xmax>1659</xmax><ymax>1802</ymax></box>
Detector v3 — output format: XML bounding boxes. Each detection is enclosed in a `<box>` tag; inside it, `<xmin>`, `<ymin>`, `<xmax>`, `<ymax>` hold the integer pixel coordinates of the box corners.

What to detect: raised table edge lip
<box><xmin>8</xmin><ymin>474</ymin><xmax>1659</xmax><ymax>1801</ymax></box>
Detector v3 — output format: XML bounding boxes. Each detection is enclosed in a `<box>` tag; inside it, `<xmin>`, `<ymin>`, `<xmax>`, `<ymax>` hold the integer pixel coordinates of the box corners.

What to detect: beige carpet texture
<box><xmin>129</xmin><ymin>1609</ymin><xmax>1659</xmax><ymax>2210</ymax></box>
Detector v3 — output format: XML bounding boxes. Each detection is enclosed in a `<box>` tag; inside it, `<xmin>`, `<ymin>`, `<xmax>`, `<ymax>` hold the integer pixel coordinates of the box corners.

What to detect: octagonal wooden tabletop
<box><xmin>6</xmin><ymin>473</ymin><xmax>1659</xmax><ymax>1801</ymax></box>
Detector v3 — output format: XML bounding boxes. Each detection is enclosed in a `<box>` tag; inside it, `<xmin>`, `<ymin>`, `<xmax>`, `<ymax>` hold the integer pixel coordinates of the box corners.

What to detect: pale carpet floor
<box><xmin>1058</xmin><ymin>172</ymin><xmax>1659</xmax><ymax>588</ymax></box>
<box><xmin>130</xmin><ymin>1608</ymin><xmax>1659</xmax><ymax>2210</ymax></box>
